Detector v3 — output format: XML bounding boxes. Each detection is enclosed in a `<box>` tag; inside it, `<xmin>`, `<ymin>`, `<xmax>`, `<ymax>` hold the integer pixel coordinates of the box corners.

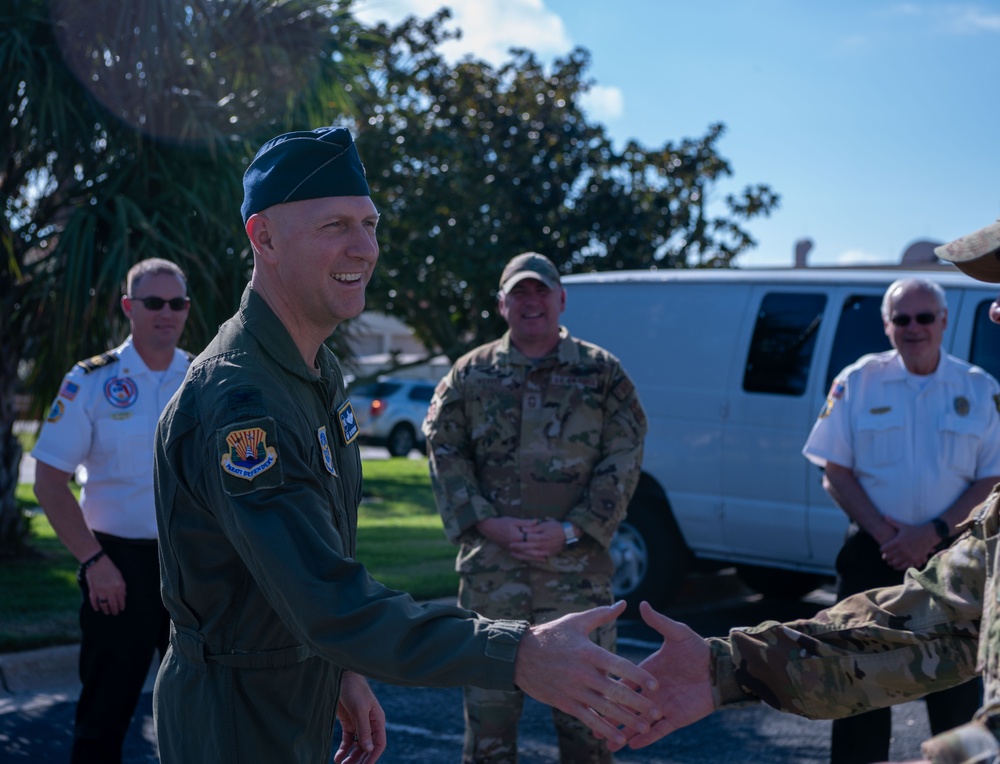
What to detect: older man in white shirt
<box><xmin>803</xmin><ymin>277</ymin><xmax>1000</xmax><ymax>764</ymax></box>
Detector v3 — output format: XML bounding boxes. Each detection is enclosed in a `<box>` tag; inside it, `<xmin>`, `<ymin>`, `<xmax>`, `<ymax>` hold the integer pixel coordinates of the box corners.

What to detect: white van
<box><xmin>560</xmin><ymin>266</ymin><xmax>1000</xmax><ymax>613</ymax></box>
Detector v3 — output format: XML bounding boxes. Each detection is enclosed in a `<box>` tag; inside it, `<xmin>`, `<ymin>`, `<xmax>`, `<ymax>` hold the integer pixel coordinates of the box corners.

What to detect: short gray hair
<box><xmin>125</xmin><ymin>258</ymin><xmax>187</xmax><ymax>296</ymax></box>
<box><xmin>881</xmin><ymin>278</ymin><xmax>947</xmax><ymax>320</ymax></box>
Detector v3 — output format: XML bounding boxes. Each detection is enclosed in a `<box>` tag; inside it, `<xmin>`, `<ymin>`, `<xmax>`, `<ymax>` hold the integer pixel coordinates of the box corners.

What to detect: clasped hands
<box><xmin>877</xmin><ymin>517</ymin><xmax>940</xmax><ymax>571</ymax></box>
<box><xmin>477</xmin><ymin>516</ymin><xmax>568</xmax><ymax>562</ymax></box>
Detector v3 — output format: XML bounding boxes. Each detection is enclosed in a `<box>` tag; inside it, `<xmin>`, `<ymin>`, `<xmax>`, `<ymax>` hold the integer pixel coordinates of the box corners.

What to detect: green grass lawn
<box><xmin>0</xmin><ymin>457</ymin><xmax>458</xmax><ymax>653</ymax></box>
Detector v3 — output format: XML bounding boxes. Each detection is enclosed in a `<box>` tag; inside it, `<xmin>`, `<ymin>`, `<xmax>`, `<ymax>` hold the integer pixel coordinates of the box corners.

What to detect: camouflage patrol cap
<box><xmin>499</xmin><ymin>252</ymin><xmax>561</xmax><ymax>294</ymax></box>
<box><xmin>934</xmin><ymin>218</ymin><xmax>1000</xmax><ymax>283</ymax></box>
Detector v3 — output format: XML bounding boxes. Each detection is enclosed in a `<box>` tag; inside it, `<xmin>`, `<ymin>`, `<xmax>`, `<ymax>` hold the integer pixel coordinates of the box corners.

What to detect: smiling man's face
<box><xmin>261</xmin><ymin>195</ymin><xmax>380</xmax><ymax>330</ymax></box>
<box><xmin>498</xmin><ymin>277</ymin><xmax>565</xmax><ymax>357</ymax></box>
<box><xmin>883</xmin><ymin>283</ymin><xmax>946</xmax><ymax>375</ymax></box>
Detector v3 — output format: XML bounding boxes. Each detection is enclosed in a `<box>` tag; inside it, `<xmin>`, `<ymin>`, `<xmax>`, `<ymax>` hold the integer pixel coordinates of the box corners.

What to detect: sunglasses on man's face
<box><xmin>889</xmin><ymin>311</ymin><xmax>938</xmax><ymax>327</ymax></box>
<box><xmin>130</xmin><ymin>295</ymin><xmax>191</xmax><ymax>311</ymax></box>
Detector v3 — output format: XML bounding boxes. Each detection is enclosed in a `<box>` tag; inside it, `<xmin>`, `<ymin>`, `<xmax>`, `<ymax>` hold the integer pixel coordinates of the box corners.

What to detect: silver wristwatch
<box><xmin>562</xmin><ymin>521</ymin><xmax>580</xmax><ymax>545</ymax></box>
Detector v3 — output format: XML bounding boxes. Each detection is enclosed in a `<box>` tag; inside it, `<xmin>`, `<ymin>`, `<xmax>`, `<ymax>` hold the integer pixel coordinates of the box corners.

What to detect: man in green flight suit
<box><xmin>608</xmin><ymin>217</ymin><xmax>1000</xmax><ymax>764</ymax></box>
<box><xmin>152</xmin><ymin>126</ymin><xmax>661</xmax><ymax>764</ymax></box>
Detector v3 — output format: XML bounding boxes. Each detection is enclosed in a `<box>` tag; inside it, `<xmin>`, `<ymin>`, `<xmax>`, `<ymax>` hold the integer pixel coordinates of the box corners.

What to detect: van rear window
<box><xmin>825</xmin><ymin>295</ymin><xmax>891</xmax><ymax>389</ymax></box>
<box><xmin>743</xmin><ymin>293</ymin><xmax>826</xmax><ymax>396</ymax></box>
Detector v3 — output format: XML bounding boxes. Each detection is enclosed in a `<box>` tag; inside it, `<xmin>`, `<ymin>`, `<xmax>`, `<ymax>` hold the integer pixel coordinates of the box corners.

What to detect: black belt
<box><xmin>94</xmin><ymin>531</ymin><xmax>158</xmax><ymax>547</ymax></box>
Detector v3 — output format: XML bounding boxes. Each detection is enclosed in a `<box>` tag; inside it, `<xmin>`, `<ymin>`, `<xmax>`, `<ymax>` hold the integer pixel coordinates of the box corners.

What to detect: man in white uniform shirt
<box><xmin>803</xmin><ymin>277</ymin><xmax>1000</xmax><ymax>764</ymax></box>
<box><xmin>33</xmin><ymin>258</ymin><xmax>192</xmax><ymax>764</ymax></box>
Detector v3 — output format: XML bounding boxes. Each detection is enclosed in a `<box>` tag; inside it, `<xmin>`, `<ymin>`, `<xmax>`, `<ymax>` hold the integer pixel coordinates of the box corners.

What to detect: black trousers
<box><xmin>829</xmin><ymin>525</ymin><xmax>982</xmax><ymax>764</ymax></box>
<box><xmin>72</xmin><ymin>533</ymin><xmax>170</xmax><ymax>764</ymax></box>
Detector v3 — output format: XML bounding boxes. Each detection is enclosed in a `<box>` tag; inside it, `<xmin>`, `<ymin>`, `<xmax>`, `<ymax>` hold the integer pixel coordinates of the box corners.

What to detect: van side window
<box><xmin>825</xmin><ymin>295</ymin><xmax>891</xmax><ymax>389</ymax></box>
<box><xmin>970</xmin><ymin>298</ymin><xmax>1000</xmax><ymax>383</ymax></box>
<box><xmin>743</xmin><ymin>293</ymin><xmax>826</xmax><ymax>396</ymax></box>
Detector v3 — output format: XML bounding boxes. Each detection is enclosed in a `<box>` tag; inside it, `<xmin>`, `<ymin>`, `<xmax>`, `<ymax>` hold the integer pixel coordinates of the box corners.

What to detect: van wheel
<box><xmin>611</xmin><ymin>486</ymin><xmax>690</xmax><ymax>618</ymax></box>
<box><xmin>735</xmin><ymin>564</ymin><xmax>826</xmax><ymax>601</ymax></box>
<box><xmin>387</xmin><ymin>424</ymin><xmax>416</xmax><ymax>457</ymax></box>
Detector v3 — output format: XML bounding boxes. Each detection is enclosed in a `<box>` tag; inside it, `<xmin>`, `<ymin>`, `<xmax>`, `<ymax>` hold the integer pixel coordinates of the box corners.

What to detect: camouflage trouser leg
<box><xmin>459</xmin><ymin>566</ymin><xmax>615</xmax><ymax>764</ymax></box>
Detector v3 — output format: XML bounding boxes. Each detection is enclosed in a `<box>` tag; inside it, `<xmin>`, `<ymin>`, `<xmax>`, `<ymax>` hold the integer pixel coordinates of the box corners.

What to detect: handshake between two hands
<box><xmin>514</xmin><ymin>600</ymin><xmax>717</xmax><ymax>752</ymax></box>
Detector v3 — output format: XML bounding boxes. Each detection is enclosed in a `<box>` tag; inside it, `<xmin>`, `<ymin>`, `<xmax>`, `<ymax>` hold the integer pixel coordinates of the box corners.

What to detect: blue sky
<box><xmin>354</xmin><ymin>0</ymin><xmax>1000</xmax><ymax>267</ymax></box>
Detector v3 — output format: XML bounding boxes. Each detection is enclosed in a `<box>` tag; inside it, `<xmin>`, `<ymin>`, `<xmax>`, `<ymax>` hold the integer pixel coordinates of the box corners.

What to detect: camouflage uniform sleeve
<box><xmin>708</xmin><ymin>531</ymin><xmax>985</xmax><ymax>721</ymax></box>
<box><xmin>422</xmin><ymin>370</ymin><xmax>498</xmax><ymax>544</ymax></box>
<box><xmin>564</xmin><ymin>363</ymin><xmax>648</xmax><ymax>549</ymax></box>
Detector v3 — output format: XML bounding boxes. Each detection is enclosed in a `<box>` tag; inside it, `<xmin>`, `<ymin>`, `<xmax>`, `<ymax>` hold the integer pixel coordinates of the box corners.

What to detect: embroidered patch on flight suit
<box><xmin>217</xmin><ymin>417</ymin><xmax>282</xmax><ymax>495</ymax></box>
<box><xmin>104</xmin><ymin>377</ymin><xmax>138</xmax><ymax>408</ymax></box>
<box><xmin>46</xmin><ymin>399</ymin><xmax>65</xmax><ymax>423</ymax></box>
<box><xmin>317</xmin><ymin>426</ymin><xmax>337</xmax><ymax>476</ymax></box>
<box><xmin>954</xmin><ymin>396</ymin><xmax>970</xmax><ymax>416</ymax></box>
<box><xmin>338</xmin><ymin>401</ymin><xmax>359</xmax><ymax>445</ymax></box>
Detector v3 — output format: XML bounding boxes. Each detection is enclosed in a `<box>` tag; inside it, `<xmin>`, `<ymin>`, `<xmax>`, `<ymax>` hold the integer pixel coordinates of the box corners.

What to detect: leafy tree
<box><xmin>1</xmin><ymin>0</ymin><xmax>376</xmax><ymax>556</ymax></box>
<box><xmin>352</xmin><ymin>11</ymin><xmax>779</xmax><ymax>360</ymax></box>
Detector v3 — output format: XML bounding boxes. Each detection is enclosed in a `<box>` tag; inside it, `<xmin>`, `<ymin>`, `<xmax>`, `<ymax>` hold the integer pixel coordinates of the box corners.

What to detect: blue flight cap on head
<box><xmin>240</xmin><ymin>126</ymin><xmax>370</xmax><ymax>224</ymax></box>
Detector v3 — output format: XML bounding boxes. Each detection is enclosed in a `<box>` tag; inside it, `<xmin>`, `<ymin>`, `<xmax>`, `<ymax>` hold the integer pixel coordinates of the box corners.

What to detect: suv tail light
<box><xmin>370</xmin><ymin>399</ymin><xmax>387</xmax><ymax>418</ymax></box>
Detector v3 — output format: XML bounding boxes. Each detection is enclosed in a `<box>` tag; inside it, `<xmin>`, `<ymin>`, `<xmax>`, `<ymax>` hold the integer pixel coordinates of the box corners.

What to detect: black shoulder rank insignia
<box><xmin>337</xmin><ymin>400</ymin><xmax>359</xmax><ymax>445</ymax></box>
<box><xmin>227</xmin><ymin>387</ymin><xmax>262</xmax><ymax>409</ymax></box>
<box><xmin>77</xmin><ymin>350</ymin><xmax>119</xmax><ymax>374</ymax></box>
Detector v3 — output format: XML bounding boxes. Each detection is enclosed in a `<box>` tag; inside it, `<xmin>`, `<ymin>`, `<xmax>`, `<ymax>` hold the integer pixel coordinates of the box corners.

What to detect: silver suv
<box><xmin>350</xmin><ymin>378</ymin><xmax>437</xmax><ymax>457</ymax></box>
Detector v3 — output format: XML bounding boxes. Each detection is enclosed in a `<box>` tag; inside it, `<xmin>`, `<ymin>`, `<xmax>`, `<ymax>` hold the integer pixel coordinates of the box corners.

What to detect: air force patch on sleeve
<box><xmin>338</xmin><ymin>401</ymin><xmax>359</xmax><ymax>445</ymax></box>
<box><xmin>218</xmin><ymin>417</ymin><xmax>282</xmax><ymax>495</ymax></box>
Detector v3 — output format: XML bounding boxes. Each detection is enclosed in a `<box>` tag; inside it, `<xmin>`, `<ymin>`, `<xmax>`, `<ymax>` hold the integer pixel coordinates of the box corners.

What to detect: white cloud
<box><xmin>829</xmin><ymin>248</ymin><xmax>891</xmax><ymax>265</ymax></box>
<box><xmin>881</xmin><ymin>3</ymin><xmax>1000</xmax><ymax>34</ymax></box>
<box><xmin>947</xmin><ymin>6</ymin><xmax>1000</xmax><ymax>33</ymax></box>
<box><xmin>352</xmin><ymin>0</ymin><xmax>573</xmax><ymax>65</ymax></box>
<box><xmin>579</xmin><ymin>84</ymin><xmax>624</xmax><ymax>123</ymax></box>
<box><xmin>352</xmin><ymin>1</ymin><xmax>625</xmax><ymax>125</ymax></box>
<box><xmin>884</xmin><ymin>3</ymin><xmax>924</xmax><ymax>17</ymax></box>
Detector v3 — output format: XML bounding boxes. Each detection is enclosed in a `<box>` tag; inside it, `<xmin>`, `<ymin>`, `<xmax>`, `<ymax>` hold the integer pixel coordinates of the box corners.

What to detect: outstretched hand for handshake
<box><xmin>605</xmin><ymin>601</ymin><xmax>716</xmax><ymax>752</ymax></box>
<box><xmin>514</xmin><ymin>600</ymin><xmax>664</xmax><ymax>749</ymax></box>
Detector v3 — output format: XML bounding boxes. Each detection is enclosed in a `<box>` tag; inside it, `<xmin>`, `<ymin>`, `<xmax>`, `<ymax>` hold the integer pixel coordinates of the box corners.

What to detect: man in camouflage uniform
<box><xmin>423</xmin><ymin>252</ymin><xmax>648</xmax><ymax>764</ymax></box>
<box><xmin>611</xmin><ymin>218</ymin><xmax>1000</xmax><ymax>764</ymax></box>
